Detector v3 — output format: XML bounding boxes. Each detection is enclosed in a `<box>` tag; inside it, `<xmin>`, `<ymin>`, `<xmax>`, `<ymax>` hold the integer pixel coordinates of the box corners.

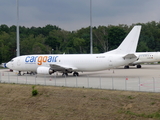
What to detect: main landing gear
<box><xmin>23</xmin><ymin>71</ymin><xmax>36</xmax><ymax>75</ymax></box>
<box><xmin>62</xmin><ymin>73</ymin><xmax>68</xmax><ymax>76</ymax></box>
<box><xmin>137</xmin><ymin>64</ymin><xmax>141</xmax><ymax>68</ymax></box>
<box><xmin>62</xmin><ymin>72</ymin><xmax>79</xmax><ymax>76</ymax></box>
<box><xmin>73</xmin><ymin>72</ymin><xmax>79</xmax><ymax>76</ymax></box>
<box><xmin>124</xmin><ymin>64</ymin><xmax>142</xmax><ymax>69</ymax></box>
<box><xmin>124</xmin><ymin>66</ymin><xmax>129</xmax><ymax>69</ymax></box>
<box><xmin>17</xmin><ymin>71</ymin><xmax>36</xmax><ymax>76</ymax></box>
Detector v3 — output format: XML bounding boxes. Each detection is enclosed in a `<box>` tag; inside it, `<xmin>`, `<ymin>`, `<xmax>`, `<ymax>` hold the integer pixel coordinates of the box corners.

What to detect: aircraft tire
<box><xmin>137</xmin><ymin>64</ymin><xmax>141</xmax><ymax>68</ymax></box>
<box><xmin>62</xmin><ymin>73</ymin><xmax>68</xmax><ymax>76</ymax></box>
<box><xmin>73</xmin><ymin>72</ymin><xmax>79</xmax><ymax>76</ymax></box>
<box><xmin>124</xmin><ymin>66</ymin><xmax>129</xmax><ymax>69</ymax></box>
<box><xmin>18</xmin><ymin>71</ymin><xmax>21</xmax><ymax>76</ymax></box>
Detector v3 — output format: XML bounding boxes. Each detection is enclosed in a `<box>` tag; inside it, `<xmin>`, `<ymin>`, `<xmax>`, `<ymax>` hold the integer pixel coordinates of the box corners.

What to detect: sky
<box><xmin>0</xmin><ymin>0</ymin><xmax>160</xmax><ymax>31</ymax></box>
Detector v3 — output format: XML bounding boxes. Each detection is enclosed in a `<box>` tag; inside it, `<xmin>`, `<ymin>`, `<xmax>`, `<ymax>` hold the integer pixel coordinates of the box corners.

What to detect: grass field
<box><xmin>0</xmin><ymin>84</ymin><xmax>160</xmax><ymax>120</ymax></box>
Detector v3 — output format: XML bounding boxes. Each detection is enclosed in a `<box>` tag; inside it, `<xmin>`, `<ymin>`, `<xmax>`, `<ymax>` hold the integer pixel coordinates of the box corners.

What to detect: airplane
<box><xmin>124</xmin><ymin>52</ymin><xmax>160</xmax><ymax>68</ymax></box>
<box><xmin>6</xmin><ymin>25</ymin><xmax>141</xmax><ymax>76</ymax></box>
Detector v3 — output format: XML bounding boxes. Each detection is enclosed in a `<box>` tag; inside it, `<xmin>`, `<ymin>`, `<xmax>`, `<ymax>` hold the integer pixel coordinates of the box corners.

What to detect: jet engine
<box><xmin>37</xmin><ymin>66</ymin><xmax>54</xmax><ymax>75</ymax></box>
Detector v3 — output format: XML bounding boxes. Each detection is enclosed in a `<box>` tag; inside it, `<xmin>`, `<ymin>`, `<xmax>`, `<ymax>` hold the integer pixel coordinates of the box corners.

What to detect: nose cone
<box><xmin>6</xmin><ymin>62</ymin><xmax>11</xmax><ymax>69</ymax></box>
<box><xmin>0</xmin><ymin>63</ymin><xmax>7</xmax><ymax>68</ymax></box>
<box><xmin>3</xmin><ymin>63</ymin><xmax>7</xmax><ymax>68</ymax></box>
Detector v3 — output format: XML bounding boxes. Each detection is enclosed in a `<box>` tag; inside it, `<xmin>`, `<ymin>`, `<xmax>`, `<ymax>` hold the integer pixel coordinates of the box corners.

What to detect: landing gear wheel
<box><xmin>30</xmin><ymin>72</ymin><xmax>36</xmax><ymax>75</ymax></box>
<box><xmin>62</xmin><ymin>73</ymin><xmax>68</xmax><ymax>76</ymax></box>
<box><xmin>124</xmin><ymin>66</ymin><xmax>129</xmax><ymax>69</ymax></box>
<box><xmin>137</xmin><ymin>64</ymin><xmax>141</xmax><ymax>68</ymax></box>
<box><xmin>73</xmin><ymin>72</ymin><xmax>79</xmax><ymax>76</ymax></box>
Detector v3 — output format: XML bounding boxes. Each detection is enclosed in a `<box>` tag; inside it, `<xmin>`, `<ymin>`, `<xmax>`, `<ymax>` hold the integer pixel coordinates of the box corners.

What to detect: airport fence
<box><xmin>0</xmin><ymin>71</ymin><xmax>160</xmax><ymax>92</ymax></box>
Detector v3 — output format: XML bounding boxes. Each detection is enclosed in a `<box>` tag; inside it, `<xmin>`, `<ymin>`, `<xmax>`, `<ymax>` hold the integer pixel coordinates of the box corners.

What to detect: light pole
<box><xmin>90</xmin><ymin>0</ymin><xmax>93</xmax><ymax>54</ymax></box>
<box><xmin>16</xmin><ymin>0</ymin><xmax>20</xmax><ymax>56</ymax></box>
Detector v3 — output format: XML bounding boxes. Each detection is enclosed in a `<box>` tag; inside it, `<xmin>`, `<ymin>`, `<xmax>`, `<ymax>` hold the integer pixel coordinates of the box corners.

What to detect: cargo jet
<box><xmin>6</xmin><ymin>25</ymin><xmax>141</xmax><ymax>76</ymax></box>
<box><xmin>124</xmin><ymin>52</ymin><xmax>160</xmax><ymax>68</ymax></box>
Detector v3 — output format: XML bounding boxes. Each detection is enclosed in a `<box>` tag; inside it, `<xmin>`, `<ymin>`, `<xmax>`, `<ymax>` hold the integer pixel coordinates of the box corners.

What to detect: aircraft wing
<box><xmin>123</xmin><ymin>54</ymin><xmax>137</xmax><ymax>59</ymax></box>
<box><xmin>50</xmin><ymin>64</ymin><xmax>77</xmax><ymax>72</ymax></box>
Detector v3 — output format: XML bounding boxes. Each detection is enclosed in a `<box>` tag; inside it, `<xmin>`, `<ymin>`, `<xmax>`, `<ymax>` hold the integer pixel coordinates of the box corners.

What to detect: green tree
<box><xmin>108</xmin><ymin>26</ymin><xmax>126</xmax><ymax>51</ymax></box>
<box><xmin>93</xmin><ymin>26</ymin><xmax>108</xmax><ymax>53</ymax></box>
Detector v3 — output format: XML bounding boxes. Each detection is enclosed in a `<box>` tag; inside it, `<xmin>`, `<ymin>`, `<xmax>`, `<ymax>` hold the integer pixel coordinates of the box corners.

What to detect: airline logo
<box><xmin>25</xmin><ymin>56</ymin><xmax>58</xmax><ymax>65</ymax></box>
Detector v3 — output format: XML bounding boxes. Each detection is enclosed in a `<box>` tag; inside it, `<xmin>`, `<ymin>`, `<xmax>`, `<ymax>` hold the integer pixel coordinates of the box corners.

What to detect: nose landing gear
<box><xmin>18</xmin><ymin>71</ymin><xmax>21</xmax><ymax>76</ymax></box>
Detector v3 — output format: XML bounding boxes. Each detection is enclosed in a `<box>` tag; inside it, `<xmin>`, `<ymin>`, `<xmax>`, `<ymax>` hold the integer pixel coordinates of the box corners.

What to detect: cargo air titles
<box><xmin>25</xmin><ymin>56</ymin><xmax>58</xmax><ymax>65</ymax></box>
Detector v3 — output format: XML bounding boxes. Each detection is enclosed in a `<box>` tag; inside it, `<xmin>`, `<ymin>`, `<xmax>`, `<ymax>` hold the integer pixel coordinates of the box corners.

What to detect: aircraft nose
<box><xmin>3</xmin><ymin>63</ymin><xmax>7</xmax><ymax>68</ymax></box>
<box><xmin>6</xmin><ymin>62</ymin><xmax>10</xmax><ymax>68</ymax></box>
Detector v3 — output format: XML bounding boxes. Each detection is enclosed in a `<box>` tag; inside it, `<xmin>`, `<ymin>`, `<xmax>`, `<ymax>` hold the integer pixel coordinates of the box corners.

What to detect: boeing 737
<box><xmin>6</xmin><ymin>25</ymin><xmax>141</xmax><ymax>76</ymax></box>
<box><xmin>124</xmin><ymin>52</ymin><xmax>160</xmax><ymax>68</ymax></box>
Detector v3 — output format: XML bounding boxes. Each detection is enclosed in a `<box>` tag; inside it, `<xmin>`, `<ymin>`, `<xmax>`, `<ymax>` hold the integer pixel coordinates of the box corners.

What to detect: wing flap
<box><xmin>50</xmin><ymin>64</ymin><xmax>77</xmax><ymax>72</ymax></box>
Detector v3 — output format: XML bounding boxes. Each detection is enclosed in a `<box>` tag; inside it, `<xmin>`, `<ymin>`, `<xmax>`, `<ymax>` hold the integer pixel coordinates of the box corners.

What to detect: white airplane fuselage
<box><xmin>7</xmin><ymin>54</ymin><xmax>136</xmax><ymax>72</ymax></box>
<box><xmin>123</xmin><ymin>52</ymin><xmax>160</xmax><ymax>68</ymax></box>
<box><xmin>134</xmin><ymin>52</ymin><xmax>160</xmax><ymax>64</ymax></box>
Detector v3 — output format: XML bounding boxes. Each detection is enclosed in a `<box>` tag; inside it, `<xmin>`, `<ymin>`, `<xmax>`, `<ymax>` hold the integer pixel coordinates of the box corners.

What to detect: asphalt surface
<box><xmin>0</xmin><ymin>64</ymin><xmax>160</xmax><ymax>92</ymax></box>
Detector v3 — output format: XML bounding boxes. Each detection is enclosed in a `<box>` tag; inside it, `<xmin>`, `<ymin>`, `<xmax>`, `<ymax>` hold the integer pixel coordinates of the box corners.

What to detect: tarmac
<box><xmin>0</xmin><ymin>64</ymin><xmax>160</xmax><ymax>92</ymax></box>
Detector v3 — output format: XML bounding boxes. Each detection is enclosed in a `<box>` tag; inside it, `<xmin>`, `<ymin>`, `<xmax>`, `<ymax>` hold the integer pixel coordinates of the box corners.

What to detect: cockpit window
<box><xmin>10</xmin><ymin>60</ymin><xmax>14</xmax><ymax>62</ymax></box>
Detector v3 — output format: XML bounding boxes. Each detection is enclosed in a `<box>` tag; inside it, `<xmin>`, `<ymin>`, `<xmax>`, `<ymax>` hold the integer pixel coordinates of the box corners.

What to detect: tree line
<box><xmin>0</xmin><ymin>21</ymin><xmax>160</xmax><ymax>63</ymax></box>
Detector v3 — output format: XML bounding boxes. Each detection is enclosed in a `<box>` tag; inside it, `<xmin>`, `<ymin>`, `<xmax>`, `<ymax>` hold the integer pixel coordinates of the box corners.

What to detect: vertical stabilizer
<box><xmin>107</xmin><ymin>25</ymin><xmax>141</xmax><ymax>54</ymax></box>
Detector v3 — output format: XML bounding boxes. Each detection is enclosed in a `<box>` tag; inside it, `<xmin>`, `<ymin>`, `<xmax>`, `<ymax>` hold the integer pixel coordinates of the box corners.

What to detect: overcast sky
<box><xmin>0</xmin><ymin>0</ymin><xmax>160</xmax><ymax>31</ymax></box>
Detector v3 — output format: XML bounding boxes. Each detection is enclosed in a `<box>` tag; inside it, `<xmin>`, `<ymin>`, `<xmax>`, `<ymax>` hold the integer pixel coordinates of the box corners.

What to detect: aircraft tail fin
<box><xmin>107</xmin><ymin>25</ymin><xmax>141</xmax><ymax>54</ymax></box>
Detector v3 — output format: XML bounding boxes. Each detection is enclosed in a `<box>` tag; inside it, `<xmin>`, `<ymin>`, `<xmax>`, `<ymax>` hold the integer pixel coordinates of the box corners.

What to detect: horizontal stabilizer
<box><xmin>123</xmin><ymin>54</ymin><xmax>137</xmax><ymax>59</ymax></box>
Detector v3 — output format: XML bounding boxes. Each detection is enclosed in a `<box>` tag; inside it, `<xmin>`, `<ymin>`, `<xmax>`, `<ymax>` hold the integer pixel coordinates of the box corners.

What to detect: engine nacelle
<box><xmin>37</xmin><ymin>66</ymin><xmax>54</xmax><ymax>75</ymax></box>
